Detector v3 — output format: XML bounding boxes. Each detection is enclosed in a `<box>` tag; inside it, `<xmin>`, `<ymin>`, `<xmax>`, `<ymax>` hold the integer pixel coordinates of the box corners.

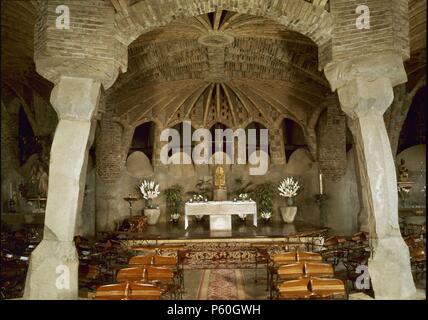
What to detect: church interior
<box><xmin>0</xmin><ymin>0</ymin><xmax>426</xmax><ymax>301</ymax></box>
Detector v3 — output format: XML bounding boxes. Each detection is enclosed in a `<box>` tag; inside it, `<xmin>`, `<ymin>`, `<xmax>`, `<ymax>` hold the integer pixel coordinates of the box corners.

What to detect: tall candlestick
<box><xmin>9</xmin><ymin>183</ymin><xmax>12</xmax><ymax>199</ymax></box>
<box><xmin>319</xmin><ymin>173</ymin><xmax>323</xmax><ymax>195</ymax></box>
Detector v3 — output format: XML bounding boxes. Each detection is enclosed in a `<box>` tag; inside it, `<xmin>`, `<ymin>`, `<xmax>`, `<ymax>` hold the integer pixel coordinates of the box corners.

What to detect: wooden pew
<box><xmin>95</xmin><ymin>282</ymin><xmax>163</xmax><ymax>300</ymax></box>
<box><xmin>304</xmin><ymin>262</ymin><xmax>334</xmax><ymax>278</ymax></box>
<box><xmin>129</xmin><ymin>254</ymin><xmax>154</xmax><ymax>266</ymax></box>
<box><xmin>116</xmin><ymin>267</ymin><xmax>146</xmax><ymax>283</ymax></box>
<box><xmin>277</xmin><ymin>278</ymin><xmax>312</xmax><ymax>300</ymax></box>
<box><xmin>310</xmin><ymin>277</ymin><xmax>346</xmax><ymax>299</ymax></box>
<box><xmin>296</xmin><ymin>251</ymin><xmax>322</xmax><ymax>262</ymax></box>
<box><xmin>94</xmin><ymin>282</ymin><xmax>130</xmax><ymax>300</ymax></box>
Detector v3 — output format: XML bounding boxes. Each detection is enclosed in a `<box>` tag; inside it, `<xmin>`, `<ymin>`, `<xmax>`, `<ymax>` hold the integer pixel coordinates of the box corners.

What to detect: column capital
<box><xmin>324</xmin><ymin>52</ymin><xmax>407</xmax><ymax>92</ymax></box>
<box><xmin>50</xmin><ymin>76</ymin><xmax>101</xmax><ymax>121</ymax></box>
<box><xmin>324</xmin><ymin>53</ymin><xmax>408</xmax><ymax>119</ymax></box>
<box><xmin>336</xmin><ymin>76</ymin><xmax>394</xmax><ymax>119</ymax></box>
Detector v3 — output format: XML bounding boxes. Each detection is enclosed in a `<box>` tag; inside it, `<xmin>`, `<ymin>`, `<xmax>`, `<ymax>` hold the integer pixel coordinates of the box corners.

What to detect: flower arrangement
<box><xmin>170</xmin><ymin>213</ymin><xmax>180</xmax><ymax>223</ymax></box>
<box><xmin>238</xmin><ymin>193</ymin><xmax>249</xmax><ymax>201</ymax></box>
<box><xmin>139</xmin><ymin>180</ymin><xmax>160</xmax><ymax>208</ymax></box>
<box><xmin>261</xmin><ymin>211</ymin><xmax>272</xmax><ymax>220</ymax></box>
<box><xmin>190</xmin><ymin>194</ymin><xmax>205</xmax><ymax>202</ymax></box>
<box><xmin>398</xmin><ymin>184</ymin><xmax>412</xmax><ymax>207</ymax></box>
<box><xmin>278</xmin><ymin>177</ymin><xmax>300</xmax><ymax>206</ymax></box>
<box><xmin>253</xmin><ymin>182</ymin><xmax>275</xmax><ymax>221</ymax></box>
<box><xmin>164</xmin><ymin>185</ymin><xmax>183</xmax><ymax>218</ymax></box>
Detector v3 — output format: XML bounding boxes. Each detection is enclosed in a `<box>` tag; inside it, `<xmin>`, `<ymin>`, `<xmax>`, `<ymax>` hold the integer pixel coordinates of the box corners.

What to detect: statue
<box><xmin>398</xmin><ymin>159</ymin><xmax>409</xmax><ymax>182</ymax></box>
<box><xmin>29</xmin><ymin>161</ymin><xmax>49</xmax><ymax>197</ymax></box>
<box><xmin>214</xmin><ymin>166</ymin><xmax>226</xmax><ymax>190</ymax></box>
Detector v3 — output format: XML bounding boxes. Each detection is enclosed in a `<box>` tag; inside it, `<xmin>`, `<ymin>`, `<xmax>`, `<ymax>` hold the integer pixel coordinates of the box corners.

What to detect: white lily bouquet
<box><xmin>170</xmin><ymin>213</ymin><xmax>180</xmax><ymax>222</ymax></box>
<box><xmin>278</xmin><ymin>177</ymin><xmax>300</xmax><ymax>206</ymax></box>
<box><xmin>139</xmin><ymin>180</ymin><xmax>160</xmax><ymax>208</ymax></box>
<box><xmin>261</xmin><ymin>211</ymin><xmax>272</xmax><ymax>220</ymax></box>
<box><xmin>238</xmin><ymin>193</ymin><xmax>249</xmax><ymax>201</ymax></box>
<box><xmin>192</xmin><ymin>194</ymin><xmax>205</xmax><ymax>202</ymax></box>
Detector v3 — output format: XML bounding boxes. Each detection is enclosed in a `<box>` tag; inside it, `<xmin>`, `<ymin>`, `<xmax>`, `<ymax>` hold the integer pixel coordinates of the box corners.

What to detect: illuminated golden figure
<box><xmin>214</xmin><ymin>166</ymin><xmax>226</xmax><ymax>189</ymax></box>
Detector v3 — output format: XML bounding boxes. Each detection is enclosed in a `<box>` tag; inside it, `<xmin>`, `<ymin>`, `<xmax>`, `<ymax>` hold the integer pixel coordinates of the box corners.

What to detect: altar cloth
<box><xmin>184</xmin><ymin>201</ymin><xmax>257</xmax><ymax>230</ymax></box>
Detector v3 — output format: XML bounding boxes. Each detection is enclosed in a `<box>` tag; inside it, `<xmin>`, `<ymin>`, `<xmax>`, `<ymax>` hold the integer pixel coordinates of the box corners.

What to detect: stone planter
<box><xmin>280</xmin><ymin>206</ymin><xmax>298</xmax><ymax>223</ymax></box>
<box><xmin>144</xmin><ymin>208</ymin><xmax>160</xmax><ymax>225</ymax></box>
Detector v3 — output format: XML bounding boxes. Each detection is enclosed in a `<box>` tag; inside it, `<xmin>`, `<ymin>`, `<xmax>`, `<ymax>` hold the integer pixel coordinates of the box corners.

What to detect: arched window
<box><xmin>129</xmin><ymin>121</ymin><xmax>155</xmax><ymax>160</ymax></box>
<box><xmin>282</xmin><ymin>118</ymin><xmax>307</xmax><ymax>160</ymax></box>
<box><xmin>245</xmin><ymin>122</ymin><xmax>268</xmax><ymax>160</ymax></box>
<box><xmin>209</xmin><ymin>122</ymin><xmax>228</xmax><ymax>157</ymax></box>
<box><xmin>397</xmin><ymin>86</ymin><xmax>426</xmax><ymax>154</ymax></box>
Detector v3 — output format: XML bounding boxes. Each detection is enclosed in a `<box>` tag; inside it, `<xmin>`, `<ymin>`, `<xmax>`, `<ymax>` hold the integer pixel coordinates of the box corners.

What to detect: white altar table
<box><xmin>184</xmin><ymin>201</ymin><xmax>257</xmax><ymax>230</ymax></box>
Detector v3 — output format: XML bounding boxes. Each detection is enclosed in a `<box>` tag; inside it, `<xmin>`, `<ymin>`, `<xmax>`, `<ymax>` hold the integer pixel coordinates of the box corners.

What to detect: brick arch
<box><xmin>118</xmin><ymin>0</ymin><xmax>333</xmax><ymax>68</ymax></box>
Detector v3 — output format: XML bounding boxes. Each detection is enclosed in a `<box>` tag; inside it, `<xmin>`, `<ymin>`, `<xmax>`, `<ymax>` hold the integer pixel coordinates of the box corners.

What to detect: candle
<box><xmin>9</xmin><ymin>183</ymin><xmax>12</xmax><ymax>199</ymax></box>
<box><xmin>319</xmin><ymin>173</ymin><xmax>323</xmax><ymax>195</ymax></box>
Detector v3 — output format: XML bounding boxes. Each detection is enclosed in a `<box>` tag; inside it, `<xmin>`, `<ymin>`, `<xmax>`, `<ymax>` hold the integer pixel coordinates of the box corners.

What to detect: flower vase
<box><xmin>280</xmin><ymin>206</ymin><xmax>298</xmax><ymax>223</ymax></box>
<box><xmin>144</xmin><ymin>208</ymin><xmax>160</xmax><ymax>225</ymax></box>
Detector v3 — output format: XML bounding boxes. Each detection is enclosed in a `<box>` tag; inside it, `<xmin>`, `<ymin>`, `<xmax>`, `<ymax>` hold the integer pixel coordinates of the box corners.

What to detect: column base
<box><xmin>24</xmin><ymin>239</ymin><xmax>79</xmax><ymax>300</ymax></box>
<box><xmin>369</xmin><ymin>236</ymin><xmax>416</xmax><ymax>299</ymax></box>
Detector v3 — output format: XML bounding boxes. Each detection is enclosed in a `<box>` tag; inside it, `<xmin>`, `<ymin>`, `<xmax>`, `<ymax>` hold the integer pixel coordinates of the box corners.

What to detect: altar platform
<box><xmin>99</xmin><ymin>219</ymin><xmax>327</xmax><ymax>242</ymax></box>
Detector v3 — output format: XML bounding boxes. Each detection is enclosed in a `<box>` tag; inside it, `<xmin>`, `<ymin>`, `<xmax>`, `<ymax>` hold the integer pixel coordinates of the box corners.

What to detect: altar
<box><xmin>184</xmin><ymin>201</ymin><xmax>257</xmax><ymax>231</ymax></box>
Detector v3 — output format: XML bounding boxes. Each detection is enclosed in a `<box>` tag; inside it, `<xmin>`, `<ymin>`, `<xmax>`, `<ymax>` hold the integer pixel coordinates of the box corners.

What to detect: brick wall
<box><xmin>317</xmin><ymin>95</ymin><xmax>347</xmax><ymax>181</ymax></box>
<box><xmin>34</xmin><ymin>0</ymin><xmax>127</xmax><ymax>87</ymax></box>
<box><xmin>95</xmin><ymin>112</ymin><xmax>124</xmax><ymax>182</ymax></box>
<box><xmin>330</xmin><ymin>0</ymin><xmax>409</xmax><ymax>63</ymax></box>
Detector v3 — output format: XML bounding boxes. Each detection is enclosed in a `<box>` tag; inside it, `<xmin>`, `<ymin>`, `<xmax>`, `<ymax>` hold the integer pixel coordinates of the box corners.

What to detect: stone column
<box><xmin>324</xmin><ymin>53</ymin><xmax>416</xmax><ymax>299</ymax></box>
<box><xmin>24</xmin><ymin>76</ymin><xmax>101</xmax><ymax>299</ymax></box>
<box><xmin>95</xmin><ymin>112</ymin><xmax>134</xmax><ymax>232</ymax></box>
<box><xmin>347</xmin><ymin>118</ymin><xmax>371</xmax><ymax>232</ymax></box>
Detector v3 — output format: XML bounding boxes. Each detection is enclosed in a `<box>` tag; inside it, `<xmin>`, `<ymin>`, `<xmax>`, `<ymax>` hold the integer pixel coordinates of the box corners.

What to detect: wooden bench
<box><xmin>310</xmin><ymin>277</ymin><xmax>346</xmax><ymax>299</ymax></box>
<box><xmin>277</xmin><ymin>277</ymin><xmax>346</xmax><ymax>300</ymax></box>
<box><xmin>95</xmin><ymin>282</ymin><xmax>163</xmax><ymax>300</ymax></box>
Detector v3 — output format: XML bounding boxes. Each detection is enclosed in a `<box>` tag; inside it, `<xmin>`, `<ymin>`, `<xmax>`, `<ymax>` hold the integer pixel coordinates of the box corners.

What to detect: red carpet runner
<box><xmin>197</xmin><ymin>269</ymin><xmax>246</xmax><ymax>300</ymax></box>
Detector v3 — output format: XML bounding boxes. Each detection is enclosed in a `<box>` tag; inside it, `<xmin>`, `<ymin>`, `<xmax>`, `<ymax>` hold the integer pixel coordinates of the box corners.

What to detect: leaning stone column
<box><xmin>24</xmin><ymin>76</ymin><xmax>101</xmax><ymax>299</ymax></box>
<box><xmin>324</xmin><ymin>53</ymin><xmax>416</xmax><ymax>299</ymax></box>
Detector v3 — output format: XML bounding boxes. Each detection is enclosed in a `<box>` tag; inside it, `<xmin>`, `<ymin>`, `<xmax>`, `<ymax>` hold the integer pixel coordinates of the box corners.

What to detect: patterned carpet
<box><xmin>182</xmin><ymin>268</ymin><xmax>268</xmax><ymax>300</ymax></box>
<box><xmin>197</xmin><ymin>269</ymin><xmax>246</xmax><ymax>300</ymax></box>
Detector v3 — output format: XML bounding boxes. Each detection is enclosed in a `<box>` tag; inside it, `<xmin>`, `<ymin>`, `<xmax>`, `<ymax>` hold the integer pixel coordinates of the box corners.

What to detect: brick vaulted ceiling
<box><xmin>1</xmin><ymin>1</ymin><xmax>426</xmax><ymax>130</ymax></box>
<box><xmin>108</xmin><ymin>9</ymin><xmax>330</xmax><ymax>129</ymax></box>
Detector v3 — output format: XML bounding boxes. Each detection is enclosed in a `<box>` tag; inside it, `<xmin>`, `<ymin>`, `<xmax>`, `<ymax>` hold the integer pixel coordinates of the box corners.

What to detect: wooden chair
<box><xmin>116</xmin><ymin>267</ymin><xmax>146</xmax><ymax>283</ymax></box>
<box><xmin>146</xmin><ymin>266</ymin><xmax>181</xmax><ymax>299</ymax></box>
<box><xmin>129</xmin><ymin>254</ymin><xmax>155</xmax><ymax>266</ymax></box>
<box><xmin>277</xmin><ymin>262</ymin><xmax>305</xmax><ymax>280</ymax></box>
<box><xmin>272</xmin><ymin>262</ymin><xmax>305</xmax><ymax>299</ymax></box>
<box><xmin>310</xmin><ymin>277</ymin><xmax>346</xmax><ymax>299</ymax></box>
<box><xmin>254</xmin><ymin>247</ymin><xmax>270</xmax><ymax>287</ymax></box>
<box><xmin>127</xmin><ymin>282</ymin><xmax>163</xmax><ymax>300</ymax></box>
<box><xmin>409</xmin><ymin>243</ymin><xmax>426</xmax><ymax>279</ymax></box>
<box><xmin>271</xmin><ymin>252</ymin><xmax>297</xmax><ymax>265</ymax></box>
<box><xmin>277</xmin><ymin>278</ymin><xmax>312</xmax><ymax>300</ymax></box>
<box><xmin>95</xmin><ymin>282</ymin><xmax>130</xmax><ymax>300</ymax></box>
<box><xmin>95</xmin><ymin>282</ymin><xmax>163</xmax><ymax>300</ymax></box>
<box><xmin>351</xmin><ymin>231</ymin><xmax>369</xmax><ymax>244</ymax></box>
<box><xmin>304</xmin><ymin>262</ymin><xmax>334</xmax><ymax>278</ymax></box>
<box><xmin>296</xmin><ymin>251</ymin><xmax>322</xmax><ymax>262</ymax></box>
